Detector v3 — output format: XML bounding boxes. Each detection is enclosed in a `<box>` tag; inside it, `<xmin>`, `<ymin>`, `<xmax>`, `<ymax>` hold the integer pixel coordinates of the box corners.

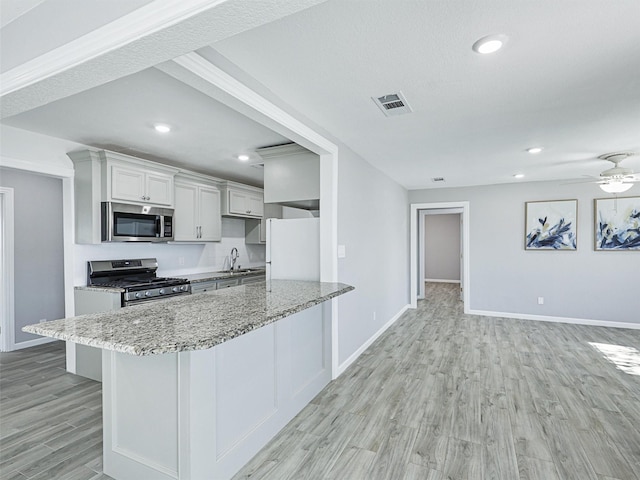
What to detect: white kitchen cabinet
<box><xmin>220</xmin><ymin>181</ymin><xmax>264</xmax><ymax>219</ymax></box>
<box><xmin>68</xmin><ymin>150</ymin><xmax>179</xmax><ymax>243</ymax></box>
<box><xmin>258</xmin><ymin>143</ymin><xmax>320</xmax><ymax>211</ymax></box>
<box><xmin>174</xmin><ymin>176</ymin><xmax>221</xmax><ymax>242</ymax></box>
<box><xmin>108</xmin><ymin>163</ymin><xmax>174</xmax><ymax>206</ymax></box>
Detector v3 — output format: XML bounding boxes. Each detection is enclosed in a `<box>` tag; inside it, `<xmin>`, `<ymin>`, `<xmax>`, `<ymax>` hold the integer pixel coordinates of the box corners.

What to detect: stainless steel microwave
<box><xmin>101</xmin><ymin>202</ymin><xmax>174</xmax><ymax>242</ymax></box>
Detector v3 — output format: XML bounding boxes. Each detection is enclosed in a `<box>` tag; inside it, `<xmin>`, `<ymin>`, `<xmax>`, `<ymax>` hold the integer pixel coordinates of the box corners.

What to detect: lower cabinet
<box><xmin>73</xmin><ymin>288</ymin><xmax>123</xmax><ymax>381</ymax></box>
<box><xmin>174</xmin><ymin>178</ymin><xmax>221</xmax><ymax>242</ymax></box>
<box><xmin>191</xmin><ymin>275</ymin><xmax>264</xmax><ymax>293</ymax></box>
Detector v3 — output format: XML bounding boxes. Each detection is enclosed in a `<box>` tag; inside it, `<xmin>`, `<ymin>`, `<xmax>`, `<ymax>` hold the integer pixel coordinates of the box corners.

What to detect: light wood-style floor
<box><xmin>2</xmin><ymin>283</ymin><xmax>639</xmax><ymax>479</ymax></box>
<box><xmin>0</xmin><ymin>341</ymin><xmax>109</xmax><ymax>480</ymax></box>
<box><xmin>234</xmin><ymin>283</ymin><xmax>640</xmax><ymax>480</ymax></box>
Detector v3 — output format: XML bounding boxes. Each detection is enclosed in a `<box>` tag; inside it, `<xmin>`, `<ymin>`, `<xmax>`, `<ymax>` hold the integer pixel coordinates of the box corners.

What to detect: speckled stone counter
<box><xmin>23</xmin><ymin>280</ymin><xmax>353</xmax><ymax>356</ymax></box>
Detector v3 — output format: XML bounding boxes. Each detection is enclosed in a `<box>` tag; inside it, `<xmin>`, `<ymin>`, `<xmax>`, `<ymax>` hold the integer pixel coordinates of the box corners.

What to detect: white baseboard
<box><xmin>12</xmin><ymin>336</ymin><xmax>57</xmax><ymax>351</ymax></box>
<box><xmin>336</xmin><ymin>304</ymin><xmax>411</xmax><ymax>376</ymax></box>
<box><xmin>424</xmin><ymin>279</ymin><xmax>461</xmax><ymax>284</ymax></box>
<box><xmin>468</xmin><ymin>309</ymin><xmax>640</xmax><ymax>330</ymax></box>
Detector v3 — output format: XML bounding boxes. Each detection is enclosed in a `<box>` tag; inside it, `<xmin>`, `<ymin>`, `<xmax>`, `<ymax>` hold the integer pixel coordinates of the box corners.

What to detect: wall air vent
<box><xmin>431</xmin><ymin>177</ymin><xmax>445</xmax><ymax>183</ymax></box>
<box><xmin>372</xmin><ymin>91</ymin><xmax>413</xmax><ymax>117</ymax></box>
<box><xmin>250</xmin><ymin>163</ymin><xmax>264</xmax><ymax>169</ymax></box>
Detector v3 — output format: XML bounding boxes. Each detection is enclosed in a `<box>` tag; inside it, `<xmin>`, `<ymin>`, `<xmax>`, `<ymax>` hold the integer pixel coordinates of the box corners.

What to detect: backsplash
<box><xmin>73</xmin><ymin>217</ymin><xmax>265</xmax><ymax>285</ymax></box>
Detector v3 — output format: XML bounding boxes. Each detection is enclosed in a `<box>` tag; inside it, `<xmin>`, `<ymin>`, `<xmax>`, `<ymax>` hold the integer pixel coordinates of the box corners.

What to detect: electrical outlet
<box><xmin>537</xmin><ymin>297</ymin><xmax>544</xmax><ymax>305</ymax></box>
<box><xmin>178</xmin><ymin>256</ymin><xmax>185</xmax><ymax>266</ymax></box>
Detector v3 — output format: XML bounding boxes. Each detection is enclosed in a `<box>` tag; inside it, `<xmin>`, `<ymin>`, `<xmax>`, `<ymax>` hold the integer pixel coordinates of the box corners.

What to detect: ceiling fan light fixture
<box><xmin>599</xmin><ymin>181</ymin><xmax>633</xmax><ymax>194</ymax></box>
<box><xmin>472</xmin><ymin>34</ymin><xmax>508</xmax><ymax>54</ymax></box>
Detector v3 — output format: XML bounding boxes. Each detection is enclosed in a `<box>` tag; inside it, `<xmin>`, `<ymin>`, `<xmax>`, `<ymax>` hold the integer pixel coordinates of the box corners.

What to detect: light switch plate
<box><xmin>337</xmin><ymin>245</ymin><xmax>346</xmax><ymax>258</ymax></box>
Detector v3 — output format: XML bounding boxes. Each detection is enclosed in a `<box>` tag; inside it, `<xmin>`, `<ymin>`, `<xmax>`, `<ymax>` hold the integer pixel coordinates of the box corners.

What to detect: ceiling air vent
<box><xmin>431</xmin><ymin>177</ymin><xmax>445</xmax><ymax>183</ymax></box>
<box><xmin>372</xmin><ymin>91</ymin><xmax>412</xmax><ymax>117</ymax></box>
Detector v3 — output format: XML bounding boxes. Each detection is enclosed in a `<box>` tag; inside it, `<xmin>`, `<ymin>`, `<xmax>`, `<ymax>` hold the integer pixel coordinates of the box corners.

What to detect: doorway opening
<box><xmin>410</xmin><ymin>201</ymin><xmax>470</xmax><ymax>312</ymax></box>
<box><xmin>419</xmin><ymin>208</ymin><xmax>463</xmax><ymax>300</ymax></box>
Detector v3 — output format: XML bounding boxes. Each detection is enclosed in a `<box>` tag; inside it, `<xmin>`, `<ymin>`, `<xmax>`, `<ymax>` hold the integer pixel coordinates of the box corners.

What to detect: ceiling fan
<box><xmin>587</xmin><ymin>152</ymin><xmax>639</xmax><ymax>194</ymax></box>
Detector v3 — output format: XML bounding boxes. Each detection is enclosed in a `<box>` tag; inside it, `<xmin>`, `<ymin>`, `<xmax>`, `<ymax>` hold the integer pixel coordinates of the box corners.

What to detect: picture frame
<box><xmin>525</xmin><ymin>199</ymin><xmax>578</xmax><ymax>250</ymax></box>
<box><xmin>594</xmin><ymin>196</ymin><xmax>640</xmax><ymax>251</ymax></box>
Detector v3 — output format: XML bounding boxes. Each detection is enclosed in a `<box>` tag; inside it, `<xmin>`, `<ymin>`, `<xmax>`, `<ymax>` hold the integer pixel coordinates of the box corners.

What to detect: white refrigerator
<box><xmin>266</xmin><ymin>217</ymin><xmax>320</xmax><ymax>281</ymax></box>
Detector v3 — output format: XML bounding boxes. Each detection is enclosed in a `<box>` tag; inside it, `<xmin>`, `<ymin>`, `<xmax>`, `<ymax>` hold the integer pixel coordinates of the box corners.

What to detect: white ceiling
<box><xmin>2</xmin><ymin>67</ymin><xmax>289</xmax><ymax>185</ymax></box>
<box><xmin>1</xmin><ymin>0</ymin><xmax>639</xmax><ymax>190</ymax></box>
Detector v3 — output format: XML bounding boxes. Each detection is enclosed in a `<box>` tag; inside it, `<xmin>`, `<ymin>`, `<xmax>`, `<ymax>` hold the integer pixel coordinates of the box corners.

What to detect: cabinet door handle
<box><xmin>246</xmin><ymin>210</ymin><xmax>251</xmax><ymax>214</ymax></box>
<box><xmin>141</xmin><ymin>196</ymin><xmax>146</xmax><ymax>200</ymax></box>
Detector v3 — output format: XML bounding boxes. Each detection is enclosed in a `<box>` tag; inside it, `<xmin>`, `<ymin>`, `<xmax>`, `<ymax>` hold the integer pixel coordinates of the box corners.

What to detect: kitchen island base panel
<box><xmin>103</xmin><ymin>303</ymin><xmax>330</xmax><ymax>480</ymax></box>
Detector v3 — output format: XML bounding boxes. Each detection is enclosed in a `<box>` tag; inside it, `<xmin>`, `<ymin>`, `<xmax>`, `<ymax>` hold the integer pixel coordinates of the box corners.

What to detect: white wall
<box><xmin>0</xmin><ymin>125</ymin><xmax>76</xmax><ymax>175</ymax></box>
<box><xmin>337</xmin><ymin>148</ymin><xmax>410</xmax><ymax>365</ymax></box>
<box><xmin>424</xmin><ymin>213</ymin><xmax>460</xmax><ymax>282</ymax></box>
<box><xmin>409</xmin><ymin>181</ymin><xmax>638</xmax><ymax>326</ymax></box>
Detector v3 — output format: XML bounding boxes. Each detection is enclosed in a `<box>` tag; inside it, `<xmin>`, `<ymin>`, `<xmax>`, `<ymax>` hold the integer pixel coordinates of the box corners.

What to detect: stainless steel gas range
<box><xmin>88</xmin><ymin>258</ymin><xmax>191</xmax><ymax>307</ymax></box>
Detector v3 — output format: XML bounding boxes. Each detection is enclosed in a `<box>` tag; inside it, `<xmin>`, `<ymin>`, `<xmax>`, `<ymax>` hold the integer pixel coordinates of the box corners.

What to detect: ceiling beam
<box><xmin>0</xmin><ymin>0</ymin><xmax>328</xmax><ymax>119</ymax></box>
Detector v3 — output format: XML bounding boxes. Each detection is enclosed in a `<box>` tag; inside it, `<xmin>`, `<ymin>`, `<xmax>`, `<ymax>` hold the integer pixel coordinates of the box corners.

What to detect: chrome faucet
<box><xmin>230</xmin><ymin>247</ymin><xmax>239</xmax><ymax>271</ymax></box>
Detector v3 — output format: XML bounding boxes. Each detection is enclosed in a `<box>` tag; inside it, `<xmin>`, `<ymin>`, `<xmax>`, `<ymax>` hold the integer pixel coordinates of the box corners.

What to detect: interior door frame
<box><xmin>411</xmin><ymin>201</ymin><xmax>470</xmax><ymax>311</ymax></box>
<box><xmin>0</xmin><ymin>187</ymin><xmax>15</xmax><ymax>352</ymax></box>
<box><xmin>418</xmin><ymin>207</ymin><xmax>463</xmax><ymax>299</ymax></box>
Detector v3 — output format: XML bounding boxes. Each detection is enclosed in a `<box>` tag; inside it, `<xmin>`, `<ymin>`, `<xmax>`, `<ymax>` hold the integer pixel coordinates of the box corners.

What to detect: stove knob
<box><xmin>135</xmin><ymin>292</ymin><xmax>142</xmax><ymax>299</ymax></box>
<box><xmin>145</xmin><ymin>291</ymin><xmax>152</xmax><ymax>297</ymax></box>
<box><xmin>172</xmin><ymin>287</ymin><xmax>179</xmax><ymax>293</ymax></box>
<box><xmin>159</xmin><ymin>289</ymin><xmax>166</xmax><ymax>295</ymax></box>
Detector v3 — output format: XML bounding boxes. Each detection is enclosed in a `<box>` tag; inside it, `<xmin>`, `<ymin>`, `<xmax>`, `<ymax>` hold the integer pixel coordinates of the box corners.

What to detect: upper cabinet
<box><xmin>68</xmin><ymin>149</ymin><xmax>179</xmax><ymax>244</ymax></box>
<box><xmin>258</xmin><ymin>143</ymin><xmax>320</xmax><ymax>211</ymax></box>
<box><xmin>102</xmin><ymin>152</ymin><xmax>177</xmax><ymax>206</ymax></box>
<box><xmin>220</xmin><ymin>182</ymin><xmax>264</xmax><ymax>219</ymax></box>
<box><xmin>174</xmin><ymin>173</ymin><xmax>222</xmax><ymax>242</ymax></box>
<box><xmin>109</xmin><ymin>164</ymin><xmax>174</xmax><ymax>206</ymax></box>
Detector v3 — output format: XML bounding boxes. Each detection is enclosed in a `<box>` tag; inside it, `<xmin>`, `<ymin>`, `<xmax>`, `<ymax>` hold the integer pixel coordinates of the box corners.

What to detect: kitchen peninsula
<box><xmin>24</xmin><ymin>280</ymin><xmax>354</xmax><ymax>480</ymax></box>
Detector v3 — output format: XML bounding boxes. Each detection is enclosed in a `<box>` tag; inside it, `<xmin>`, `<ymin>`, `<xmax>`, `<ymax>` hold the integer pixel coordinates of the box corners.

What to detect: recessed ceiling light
<box><xmin>527</xmin><ymin>147</ymin><xmax>543</xmax><ymax>154</ymax></box>
<box><xmin>237</xmin><ymin>154</ymin><xmax>250</xmax><ymax>161</ymax></box>
<box><xmin>472</xmin><ymin>34</ymin><xmax>508</xmax><ymax>54</ymax></box>
<box><xmin>514</xmin><ymin>173</ymin><xmax>525</xmax><ymax>179</ymax></box>
<box><xmin>154</xmin><ymin>124</ymin><xmax>171</xmax><ymax>133</ymax></box>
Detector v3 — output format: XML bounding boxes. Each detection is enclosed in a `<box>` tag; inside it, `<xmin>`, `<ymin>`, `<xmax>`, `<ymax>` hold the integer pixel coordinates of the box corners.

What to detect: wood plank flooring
<box><xmin>2</xmin><ymin>283</ymin><xmax>639</xmax><ymax>479</ymax></box>
<box><xmin>0</xmin><ymin>342</ymin><xmax>111</xmax><ymax>480</ymax></box>
<box><xmin>233</xmin><ymin>283</ymin><xmax>640</xmax><ymax>480</ymax></box>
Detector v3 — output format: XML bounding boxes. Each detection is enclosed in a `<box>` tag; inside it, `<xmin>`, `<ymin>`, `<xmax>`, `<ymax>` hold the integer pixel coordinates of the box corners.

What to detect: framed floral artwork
<box><xmin>594</xmin><ymin>196</ymin><xmax>640</xmax><ymax>250</ymax></box>
<box><xmin>525</xmin><ymin>199</ymin><xmax>578</xmax><ymax>250</ymax></box>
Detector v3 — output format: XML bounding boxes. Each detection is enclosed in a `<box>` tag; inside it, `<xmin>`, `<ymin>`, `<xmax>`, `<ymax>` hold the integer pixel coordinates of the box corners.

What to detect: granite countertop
<box><xmin>24</xmin><ymin>280</ymin><xmax>353</xmax><ymax>356</ymax></box>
